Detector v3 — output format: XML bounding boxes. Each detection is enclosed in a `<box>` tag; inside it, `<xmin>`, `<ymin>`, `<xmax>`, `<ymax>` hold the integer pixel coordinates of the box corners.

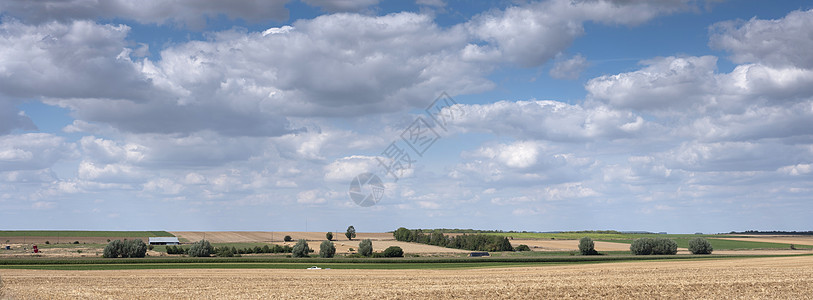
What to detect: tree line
<box><xmin>393</xmin><ymin>227</ymin><xmax>513</xmax><ymax>251</ymax></box>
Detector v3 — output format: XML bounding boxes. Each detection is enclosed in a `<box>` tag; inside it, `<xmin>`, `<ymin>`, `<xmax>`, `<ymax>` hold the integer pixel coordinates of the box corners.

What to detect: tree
<box><xmin>188</xmin><ymin>240</ymin><xmax>214</xmax><ymax>257</ymax></box>
<box><xmin>320</xmin><ymin>241</ymin><xmax>336</xmax><ymax>258</ymax></box>
<box><xmin>103</xmin><ymin>239</ymin><xmax>124</xmax><ymax>258</ymax></box>
<box><xmin>383</xmin><ymin>246</ymin><xmax>404</xmax><ymax>257</ymax></box>
<box><xmin>292</xmin><ymin>239</ymin><xmax>310</xmax><ymax>258</ymax></box>
<box><xmin>630</xmin><ymin>237</ymin><xmax>655</xmax><ymax>255</ymax></box>
<box><xmin>358</xmin><ymin>239</ymin><xmax>373</xmax><ymax>257</ymax></box>
<box><xmin>579</xmin><ymin>237</ymin><xmax>599</xmax><ymax>255</ymax></box>
<box><xmin>284</xmin><ymin>235</ymin><xmax>293</xmax><ymax>242</ymax></box>
<box><xmin>515</xmin><ymin>244</ymin><xmax>531</xmax><ymax>251</ymax></box>
<box><xmin>103</xmin><ymin>239</ymin><xmax>147</xmax><ymax>258</ymax></box>
<box><xmin>326</xmin><ymin>232</ymin><xmax>333</xmax><ymax>241</ymax></box>
<box><xmin>688</xmin><ymin>237</ymin><xmax>713</xmax><ymax>254</ymax></box>
<box><xmin>346</xmin><ymin>226</ymin><xmax>356</xmax><ymax>240</ymax></box>
<box><xmin>651</xmin><ymin>238</ymin><xmax>678</xmax><ymax>255</ymax></box>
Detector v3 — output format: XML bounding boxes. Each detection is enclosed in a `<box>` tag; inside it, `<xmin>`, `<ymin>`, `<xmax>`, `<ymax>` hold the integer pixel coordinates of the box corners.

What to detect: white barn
<box><xmin>148</xmin><ymin>237</ymin><xmax>180</xmax><ymax>245</ymax></box>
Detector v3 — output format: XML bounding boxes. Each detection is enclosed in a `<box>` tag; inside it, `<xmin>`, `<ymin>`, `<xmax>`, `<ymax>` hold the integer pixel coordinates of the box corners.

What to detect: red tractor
<box><xmin>33</xmin><ymin>245</ymin><xmax>39</xmax><ymax>253</ymax></box>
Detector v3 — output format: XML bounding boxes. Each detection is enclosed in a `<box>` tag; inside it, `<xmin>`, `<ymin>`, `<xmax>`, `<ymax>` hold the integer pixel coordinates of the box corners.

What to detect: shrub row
<box><xmin>630</xmin><ymin>238</ymin><xmax>678</xmax><ymax>255</ymax></box>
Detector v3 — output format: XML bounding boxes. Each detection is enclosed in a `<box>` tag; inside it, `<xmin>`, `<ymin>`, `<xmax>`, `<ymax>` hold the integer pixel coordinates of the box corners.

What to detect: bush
<box><xmin>73</xmin><ymin>241</ymin><xmax>80</xmax><ymax>244</ymax></box>
<box><xmin>383</xmin><ymin>246</ymin><xmax>404</xmax><ymax>257</ymax></box>
<box><xmin>320</xmin><ymin>241</ymin><xmax>336</xmax><ymax>258</ymax></box>
<box><xmin>292</xmin><ymin>239</ymin><xmax>310</xmax><ymax>258</ymax></box>
<box><xmin>216</xmin><ymin>247</ymin><xmax>234</xmax><ymax>257</ymax></box>
<box><xmin>515</xmin><ymin>244</ymin><xmax>531</xmax><ymax>251</ymax></box>
<box><xmin>631</xmin><ymin>238</ymin><xmax>676</xmax><ymax>255</ymax></box>
<box><xmin>284</xmin><ymin>235</ymin><xmax>293</xmax><ymax>242</ymax></box>
<box><xmin>688</xmin><ymin>237</ymin><xmax>713</xmax><ymax>254</ymax></box>
<box><xmin>579</xmin><ymin>237</ymin><xmax>599</xmax><ymax>255</ymax></box>
<box><xmin>166</xmin><ymin>245</ymin><xmax>187</xmax><ymax>254</ymax></box>
<box><xmin>359</xmin><ymin>239</ymin><xmax>373</xmax><ymax>257</ymax></box>
<box><xmin>652</xmin><ymin>238</ymin><xmax>678</xmax><ymax>255</ymax></box>
<box><xmin>326</xmin><ymin>232</ymin><xmax>333</xmax><ymax>241</ymax></box>
<box><xmin>103</xmin><ymin>239</ymin><xmax>147</xmax><ymax>258</ymax></box>
<box><xmin>188</xmin><ymin>240</ymin><xmax>214</xmax><ymax>257</ymax></box>
<box><xmin>45</xmin><ymin>241</ymin><xmax>50</xmax><ymax>245</ymax></box>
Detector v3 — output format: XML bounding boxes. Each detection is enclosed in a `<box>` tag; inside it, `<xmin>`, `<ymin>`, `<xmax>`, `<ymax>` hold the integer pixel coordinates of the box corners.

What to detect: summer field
<box><xmin>2</xmin><ymin>255</ymin><xmax>812</xmax><ymax>299</ymax></box>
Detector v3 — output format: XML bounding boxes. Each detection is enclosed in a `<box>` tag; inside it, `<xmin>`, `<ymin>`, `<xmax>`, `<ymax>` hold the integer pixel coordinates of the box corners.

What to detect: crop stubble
<box><xmin>1</xmin><ymin>255</ymin><xmax>811</xmax><ymax>299</ymax></box>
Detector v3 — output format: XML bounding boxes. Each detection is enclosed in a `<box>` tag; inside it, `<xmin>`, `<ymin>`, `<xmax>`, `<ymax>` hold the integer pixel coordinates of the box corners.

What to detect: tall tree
<box><xmin>345</xmin><ymin>225</ymin><xmax>356</xmax><ymax>240</ymax></box>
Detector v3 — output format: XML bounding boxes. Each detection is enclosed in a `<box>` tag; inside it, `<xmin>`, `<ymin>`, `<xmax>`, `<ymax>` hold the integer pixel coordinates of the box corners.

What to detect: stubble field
<box><xmin>1</xmin><ymin>255</ymin><xmax>811</xmax><ymax>299</ymax></box>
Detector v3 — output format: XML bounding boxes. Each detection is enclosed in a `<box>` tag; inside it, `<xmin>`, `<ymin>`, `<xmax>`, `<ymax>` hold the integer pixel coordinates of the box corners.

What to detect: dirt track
<box><xmin>2</xmin><ymin>256</ymin><xmax>812</xmax><ymax>299</ymax></box>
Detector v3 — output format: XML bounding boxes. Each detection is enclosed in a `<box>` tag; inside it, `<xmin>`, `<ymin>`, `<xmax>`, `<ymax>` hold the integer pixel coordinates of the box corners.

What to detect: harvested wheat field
<box><xmin>718</xmin><ymin>236</ymin><xmax>813</xmax><ymax>246</ymax></box>
<box><xmin>2</xmin><ymin>256</ymin><xmax>812</xmax><ymax>299</ymax></box>
<box><xmin>510</xmin><ymin>239</ymin><xmax>632</xmax><ymax>251</ymax></box>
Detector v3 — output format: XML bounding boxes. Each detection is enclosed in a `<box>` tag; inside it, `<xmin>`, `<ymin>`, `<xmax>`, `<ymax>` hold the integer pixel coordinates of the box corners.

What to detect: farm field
<box><xmin>510</xmin><ymin>239</ymin><xmax>632</xmax><ymax>251</ymax></box>
<box><xmin>0</xmin><ymin>231</ymin><xmax>173</xmax><ymax>244</ymax></box>
<box><xmin>2</xmin><ymin>255</ymin><xmax>811</xmax><ymax>299</ymax></box>
<box><xmin>170</xmin><ymin>231</ymin><xmax>393</xmax><ymax>243</ymax></box>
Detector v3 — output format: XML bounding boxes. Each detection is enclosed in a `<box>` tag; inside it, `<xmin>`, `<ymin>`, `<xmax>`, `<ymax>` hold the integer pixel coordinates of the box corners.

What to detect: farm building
<box><xmin>148</xmin><ymin>237</ymin><xmax>180</xmax><ymax>245</ymax></box>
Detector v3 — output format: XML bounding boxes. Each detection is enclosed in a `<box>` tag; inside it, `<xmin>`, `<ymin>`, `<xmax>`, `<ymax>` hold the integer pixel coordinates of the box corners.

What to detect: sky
<box><xmin>1</xmin><ymin>0</ymin><xmax>812</xmax><ymax>233</ymax></box>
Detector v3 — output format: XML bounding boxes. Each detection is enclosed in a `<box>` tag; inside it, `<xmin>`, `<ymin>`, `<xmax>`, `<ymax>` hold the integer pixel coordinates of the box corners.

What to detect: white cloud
<box><xmin>323</xmin><ymin>155</ymin><xmax>381</xmax><ymax>183</ymax></box>
<box><xmin>465</xmin><ymin>0</ymin><xmax>691</xmax><ymax>67</ymax></box>
<box><xmin>0</xmin><ymin>134</ymin><xmax>77</xmax><ymax>171</ymax></box>
<box><xmin>550</xmin><ymin>54</ymin><xmax>589</xmax><ymax>79</ymax></box>
<box><xmin>143</xmin><ymin>178</ymin><xmax>184</xmax><ymax>195</ymax></box>
<box><xmin>296</xmin><ymin>189</ymin><xmax>326</xmax><ymax>204</ymax></box>
<box><xmin>778</xmin><ymin>164</ymin><xmax>813</xmax><ymax>176</ymax></box>
<box><xmin>586</xmin><ymin>56</ymin><xmax>718</xmax><ymax>112</ymax></box>
<box><xmin>710</xmin><ymin>9</ymin><xmax>813</xmax><ymax>68</ymax></box>
<box><xmin>475</xmin><ymin>140</ymin><xmax>541</xmax><ymax>169</ymax></box>
<box><xmin>0</xmin><ymin>20</ymin><xmax>153</xmax><ymax>101</ymax></box>
<box><xmin>0</xmin><ymin>0</ymin><xmax>291</xmax><ymax>28</ymax></box>
<box><xmin>77</xmin><ymin>161</ymin><xmax>141</xmax><ymax>183</ymax></box>
<box><xmin>450</xmin><ymin>100</ymin><xmax>653</xmax><ymax>141</ymax></box>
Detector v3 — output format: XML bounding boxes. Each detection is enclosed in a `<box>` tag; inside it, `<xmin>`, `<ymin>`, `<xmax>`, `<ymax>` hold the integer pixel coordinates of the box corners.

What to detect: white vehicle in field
<box><xmin>306</xmin><ymin>266</ymin><xmax>322</xmax><ymax>270</ymax></box>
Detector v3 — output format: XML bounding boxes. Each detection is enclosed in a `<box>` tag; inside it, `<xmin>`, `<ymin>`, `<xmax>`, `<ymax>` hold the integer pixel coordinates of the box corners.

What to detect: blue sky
<box><xmin>1</xmin><ymin>0</ymin><xmax>813</xmax><ymax>233</ymax></box>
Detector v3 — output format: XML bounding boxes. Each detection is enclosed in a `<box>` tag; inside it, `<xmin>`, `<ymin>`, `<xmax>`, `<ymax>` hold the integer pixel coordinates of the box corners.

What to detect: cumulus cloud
<box><xmin>0</xmin><ymin>0</ymin><xmax>290</xmax><ymax>28</ymax></box>
<box><xmin>449</xmin><ymin>100</ymin><xmax>652</xmax><ymax>142</ymax></box>
<box><xmin>710</xmin><ymin>9</ymin><xmax>813</xmax><ymax>68</ymax></box>
<box><xmin>465</xmin><ymin>0</ymin><xmax>693</xmax><ymax>67</ymax></box>
<box><xmin>0</xmin><ymin>134</ymin><xmax>77</xmax><ymax>171</ymax></box>
<box><xmin>324</xmin><ymin>155</ymin><xmax>394</xmax><ymax>183</ymax></box>
<box><xmin>550</xmin><ymin>54</ymin><xmax>589</xmax><ymax>79</ymax></box>
<box><xmin>0</xmin><ymin>20</ymin><xmax>153</xmax><ymax>101</ymax></box>
<box><xmin>586</xmin><ymin>56</ymin><xmax>718</xmax><ymax>112</ymax></box>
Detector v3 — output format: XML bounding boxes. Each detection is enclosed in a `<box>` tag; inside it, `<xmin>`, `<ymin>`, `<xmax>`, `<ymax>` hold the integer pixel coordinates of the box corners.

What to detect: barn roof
<box><xmin>148</xmin><ymin>237</ymin><xmax>180</xmax><ymax>243</ymax></box>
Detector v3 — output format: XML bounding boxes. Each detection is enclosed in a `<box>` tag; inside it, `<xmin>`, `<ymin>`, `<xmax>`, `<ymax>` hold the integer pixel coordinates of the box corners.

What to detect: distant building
<box><xmin>148</xmin><ymin>237</ymin><xmax>180</xmax><ymax>245</ymax></box>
